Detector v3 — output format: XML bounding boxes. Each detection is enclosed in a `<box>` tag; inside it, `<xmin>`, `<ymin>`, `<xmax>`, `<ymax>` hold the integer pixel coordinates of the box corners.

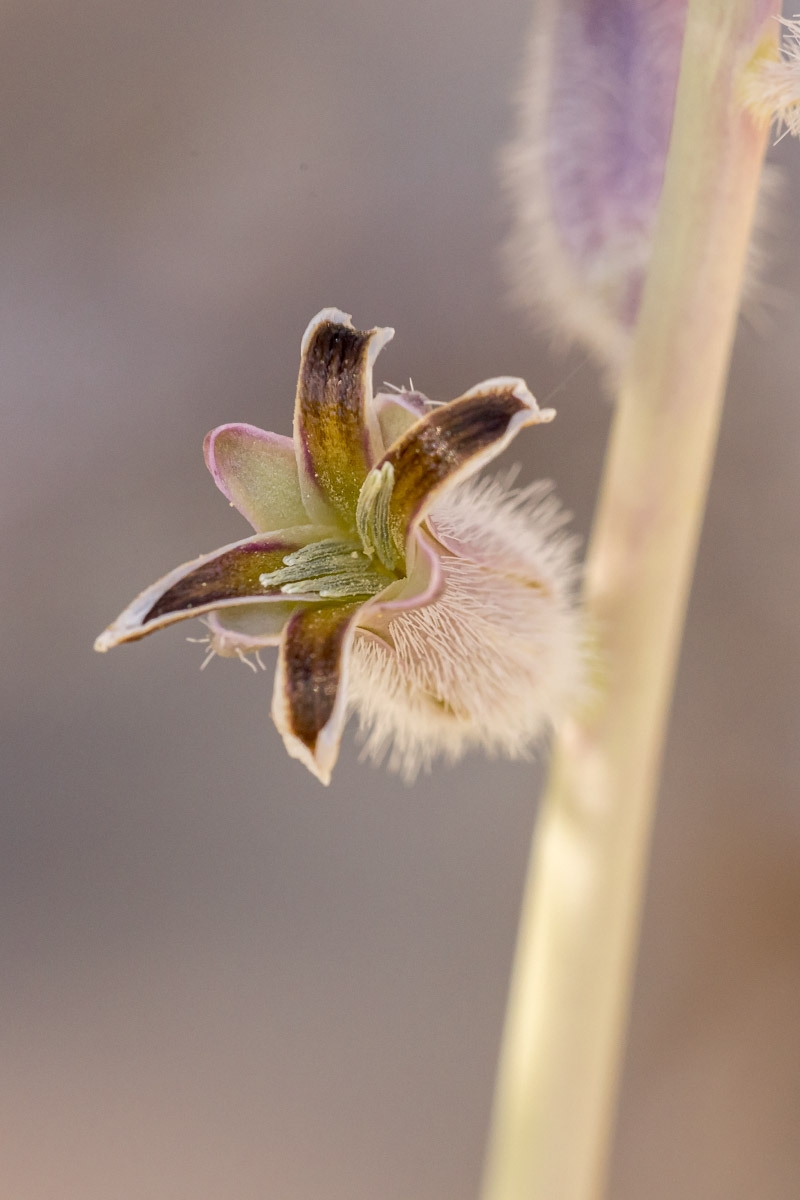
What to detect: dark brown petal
<box><xmin>271</xmin><ymin>600</ymin><xmax>363</xmax><ymax>785</ymax></box>
<box><xmin>294</xmin><ymin>308</ymin><xmax>393</xmax><ymax>526</ymax></box>
<box><xmin>94</xmin><ymin>527</ymin><xmax>333</xmax><ymax>651</ymax></box>
<box><xmin>379</xmin><ymin>377</ymin><xmax>553</xmax><ymax>563</ymax></box>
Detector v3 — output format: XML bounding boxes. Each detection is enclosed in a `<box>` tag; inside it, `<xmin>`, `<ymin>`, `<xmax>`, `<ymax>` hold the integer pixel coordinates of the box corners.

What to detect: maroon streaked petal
<box><xmin>372</xmin><ymin>390</ymin><xmax>429</xmax><ymax>452</ymax></box>
<box><xmin>271</xmin><ymin>600</ymin><xmax>362</xmax><ymax>785</ymax></box>
<box><xmin>204</xmin><ymin>424</ymin><xmax>309</xmax><ymax>532</ymax></box>
<box><xmin>294</xmin><ymin>308</ymin><xmax>393</xmax><ymax>526</ymax></box>
<box><xmin>206</xmin><ymin>603</ymin><xmax>298</xmax><ymax>653</ymax></box>
<box><xmin>380</xmin><ymin>377</ymin><xmax>554</xmax><ymax>563</ymax></box>
<box><xmin>94</xmin><ymin>526</ymin><xmax>332</xmax><ymax>651</ymax></box>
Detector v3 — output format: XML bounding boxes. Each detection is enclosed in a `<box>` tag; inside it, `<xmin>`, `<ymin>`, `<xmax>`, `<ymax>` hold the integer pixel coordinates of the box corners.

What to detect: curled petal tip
<box><xmin>463</xmin><ymin>374</ymin><xmax>530</xmax><ymax>398</ymax></box>
<box><xmin>462</xmin><ymin>376</ymin><xmax>550</xmax><ymax>419</ymax></box>
<box><xmin>506</xmin><ymin>379</ymin><xmax>555</xmax><ymax>422</ymax></box>
<box><xmin>509</xmin><ymin>379</ymin><xmax>557</xmax><ymax>424</ymax></box>
<box><xmin>301</xmin><ymin>306</ymin><xmax>394</xmax><ymax>362</ymax></box>
<box><xmin>511</xmin><ymin>380</ymin><xmax>535</xmax><ymax>403</ymax></box>
<box><xmin>280</xmin><ymin>728</ymin><xmax>335</xmax><ymax>786</ymax></box>
<box><xmin>94</xmin><ymin>630</ymin><xmax>114</xmax><ymax>653</ymax></box>
<box><xmin>366</xmin><ymin>324</ymin><xmax>395</xmax><ymax>369</ymax></box>
<box><xmin>300</xmin><ymin>307</ymin><xmax>353</xmax><ymax>355</ymax></box>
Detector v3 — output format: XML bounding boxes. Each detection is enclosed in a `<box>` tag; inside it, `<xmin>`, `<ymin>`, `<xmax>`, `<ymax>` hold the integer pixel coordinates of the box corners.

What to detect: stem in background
<box><xmin>481</xmin><ymin>3</ymin><xmax>777</xmax><ymax>1199</ymax></box>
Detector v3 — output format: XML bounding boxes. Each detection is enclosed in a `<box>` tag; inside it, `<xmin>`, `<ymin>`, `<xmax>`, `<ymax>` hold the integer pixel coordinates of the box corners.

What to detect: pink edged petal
<box><xmin>206</xmin><ymin>603</ymin><xmax>298</xmax><ymax>654</ymax></box>
<box><xmin>271</xmin><ymin>600</ymin><xmax>362</xmax><ymax>785</ymax></box>
<box><xmin>94</xmin><ymin>526</ymin><xmax>334</xmax><ymax>651</ymax></box>
<box><xmin>372</xmin><ymin>390</ymin><xmax>429</xmax><ymax>452</ymax></box>
<box><xmin>369</xmin><ymin>530</ymin><xmax>443</xmax><ymax>614</ymax></box>
<box><xmin>203</xmin><ymin>423</ymin><xmax>309</xmax><ymax>532</ymax></box>
<box><xmin>294</xmin><ymin>308</ymin><xmax>394</xmax><ymax>526</ymax></box>
<box><xmin>380</xmin><ymin>377</ymin><xmax>554</xmax><ymax>565</ymax></box>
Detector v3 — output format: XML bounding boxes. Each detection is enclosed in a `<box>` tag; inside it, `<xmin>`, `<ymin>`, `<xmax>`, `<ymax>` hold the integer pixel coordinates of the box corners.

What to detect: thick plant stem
<box><xmin>481</xmin><ymin>3</ymin><xmax>777</xmax><ymax>1200</ymax></box>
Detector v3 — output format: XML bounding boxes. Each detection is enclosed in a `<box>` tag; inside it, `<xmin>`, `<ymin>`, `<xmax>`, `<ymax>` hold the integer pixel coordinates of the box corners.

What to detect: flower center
<box><xmin>259</xmin><ymin>463</ymin><xmax>405</xmax><ymax>601</ymax></box>
<box><xmin>258</xmin><ymin>538</ymin><xmax>396</xmax><ymax>600</ymax></box>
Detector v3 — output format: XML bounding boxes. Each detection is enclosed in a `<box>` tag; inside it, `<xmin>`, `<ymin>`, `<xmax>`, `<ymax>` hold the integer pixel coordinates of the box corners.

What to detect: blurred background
<box><xmin>2</xmin><ymin>2</ymin><xmax>799</xmax><ymax>1197</ymax></box>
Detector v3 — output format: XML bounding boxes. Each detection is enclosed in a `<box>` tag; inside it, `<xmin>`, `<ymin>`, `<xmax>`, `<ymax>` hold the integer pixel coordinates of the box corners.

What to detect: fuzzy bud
<box><xmin>503</xmin><ymin>0</ymin><xmax>689</xmax><ymax>374</ymax></box>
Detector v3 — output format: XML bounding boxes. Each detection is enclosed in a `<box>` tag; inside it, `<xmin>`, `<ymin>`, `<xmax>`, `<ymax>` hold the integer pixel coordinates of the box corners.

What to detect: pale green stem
<box><xmin>481</xmin><ymin>3</ymin><xmax>777</xmax><ymax>1199</ymax></box>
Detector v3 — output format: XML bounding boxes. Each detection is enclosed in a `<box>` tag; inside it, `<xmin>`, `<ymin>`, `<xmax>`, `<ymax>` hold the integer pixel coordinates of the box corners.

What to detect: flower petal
<box><xmin>369</xmin><ymin>530</ymin><xmax>443</xmax><ymax>614</ymax></box>
<box><xmin>295</xmin><ymin>308</ymin><xmax>394</xmax><ymax>526</ymax></box>
<box><xmin>271</xmin><ymin>600</ymin><xmax>362</xmax><ymax>785</ymax></box>
<box><xmin>354</xmin><ymin>530</ymin><xmax>444</xmax><ymax>650</ymax></box>
<box><xmin>372</xmin><ymin>389</ymin><xmax>428</xmax><ymax>451</ymax></box>
<box><xmin>378</xmin><ymin>377</ymin><xmax>554</xmax><ymax>566</ymax></box>
<box><xmin>204</xmin><ymin>424</ymin><xmax>309</xmax><ymax>532</ymax></box>
<box><xmin>206</xmin><ymin>603</ymin><xmax>298</xmax><ymax>653</ymax></box>
<box><xmin>94</xmin><ymin>527</ymin><xmax>334</xmax><ymax>651</ymax></box>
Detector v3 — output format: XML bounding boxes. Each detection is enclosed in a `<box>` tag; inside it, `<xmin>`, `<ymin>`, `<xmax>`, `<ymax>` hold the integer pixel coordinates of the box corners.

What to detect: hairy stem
<box><xmin>481</xmin><ymin>3</ymin><xmax>777</xmax><ymax>1198</ymax></box>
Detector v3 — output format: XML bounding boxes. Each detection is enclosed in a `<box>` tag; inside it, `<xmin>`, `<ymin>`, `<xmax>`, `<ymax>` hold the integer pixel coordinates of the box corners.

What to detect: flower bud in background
<box><xmin>503</xmin><ymin>0</ymin><xmax>689</xmax><ymax>374</ymax></box>
<box><xmin>503</xmin><ymin>3</ymin><xmax>800</xmax><ymax>376</ymax></box>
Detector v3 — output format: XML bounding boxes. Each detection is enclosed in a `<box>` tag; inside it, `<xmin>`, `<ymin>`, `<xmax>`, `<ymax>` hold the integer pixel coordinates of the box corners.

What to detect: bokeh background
<box><xmin>2</xmin><ymin>2</ymin><xmax>799</xmax><ymax>1197</ymax></box>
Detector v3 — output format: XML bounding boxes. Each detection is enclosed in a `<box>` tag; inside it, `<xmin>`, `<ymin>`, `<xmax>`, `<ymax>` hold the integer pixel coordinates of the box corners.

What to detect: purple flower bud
<box><xmin>504</xmin><ymin>0</ymin><xmax>689</xmax><ymax>372</ymax></box>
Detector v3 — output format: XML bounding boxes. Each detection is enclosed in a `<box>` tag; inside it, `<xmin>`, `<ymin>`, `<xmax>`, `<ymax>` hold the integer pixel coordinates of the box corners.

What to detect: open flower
<box><xmin>95</xmin><ymin>308</ymin><xmax>582</xmax><ymax>784</ymax></box>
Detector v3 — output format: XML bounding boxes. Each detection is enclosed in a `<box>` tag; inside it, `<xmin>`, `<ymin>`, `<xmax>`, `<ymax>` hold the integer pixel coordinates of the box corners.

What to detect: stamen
<box><xmin>259</xmin><ymin>537</ymin><xmax>394</xmax><ymax>599</ymax></box>
<box><xmin>356</xmin><ymin>462</ymin><xmax>400</xmax><ymax>571</ymax></box>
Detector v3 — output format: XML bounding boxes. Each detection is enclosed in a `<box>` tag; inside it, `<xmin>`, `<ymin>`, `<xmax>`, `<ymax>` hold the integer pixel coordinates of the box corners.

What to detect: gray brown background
<box><xmin>2</xmin><ymin>2</ymin><xmax>799</xmax><ymax>1197</ymax></box>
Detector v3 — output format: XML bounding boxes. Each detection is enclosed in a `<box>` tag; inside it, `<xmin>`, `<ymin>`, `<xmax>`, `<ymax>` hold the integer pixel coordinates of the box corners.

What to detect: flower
<box><xmin>95</xmin><ymin>308</ymin><xmax>582</xmax><ymax>784</ymax></box>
